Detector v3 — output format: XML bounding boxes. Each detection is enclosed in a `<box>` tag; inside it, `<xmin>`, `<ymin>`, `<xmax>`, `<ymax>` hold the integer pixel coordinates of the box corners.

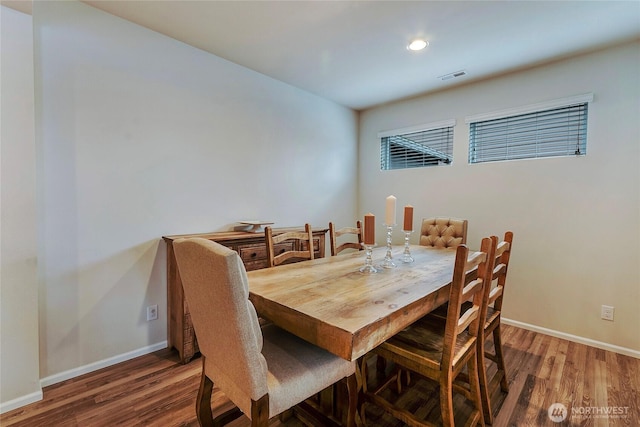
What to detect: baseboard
<box><xmin>0</xmin><ymin>390</ymin><xmax>43</xmax><ymax>415</ymax></box>
<box><xmin>2</xmin><ymin>341</ymin><xmax>168</xmax><ymax>414</ymax></box>
<box><xmin>40</xmin><ymin>340</ymin><xmax>168</xmax><ymax>388</ymax></box>
<box><xmin>502</xmin><ymin>318</ymin><xmax>640</xmax><ymax>359</ymax></box>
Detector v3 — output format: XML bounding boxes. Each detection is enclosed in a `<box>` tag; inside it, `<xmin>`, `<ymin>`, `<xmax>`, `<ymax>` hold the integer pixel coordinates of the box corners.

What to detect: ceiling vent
<box><xmin>438</xmin><ymin>70</ymin><xmax>467</xmax><ymax>81</ymax></box>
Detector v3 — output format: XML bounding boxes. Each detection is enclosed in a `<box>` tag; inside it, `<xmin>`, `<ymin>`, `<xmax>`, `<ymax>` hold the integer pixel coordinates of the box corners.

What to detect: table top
<box><xmin>248</xmin><ymin>245</ymin><xmax>457</xmax><ymax>361</ymax></box>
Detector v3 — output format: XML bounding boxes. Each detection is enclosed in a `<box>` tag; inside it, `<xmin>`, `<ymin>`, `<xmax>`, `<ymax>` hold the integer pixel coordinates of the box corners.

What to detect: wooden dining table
<box><xmin>247</xmin><ymin>245</ymin><xmax>457</xmax><ymax>362</ymax></box>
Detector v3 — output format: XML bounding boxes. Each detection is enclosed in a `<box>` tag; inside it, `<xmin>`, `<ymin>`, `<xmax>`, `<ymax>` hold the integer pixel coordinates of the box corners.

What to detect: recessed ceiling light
<box><xmin>407</xmin><ymin>39</ymin><xmax>429</xmax><ymax>51</ymax></box>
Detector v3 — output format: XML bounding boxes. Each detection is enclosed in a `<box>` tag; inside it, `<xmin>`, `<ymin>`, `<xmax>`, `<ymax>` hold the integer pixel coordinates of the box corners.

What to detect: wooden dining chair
<box><xmin>424</xmin><ymin>232</ymin><xmax>514</xmax><ymax>424</ymax></box>
<box><xmin>173</xmin><ymin>238</ymin><xmax>357</xmax><ymax>427</ymax></box>
<box><xmin>476</xmin><ymin>231</ymin><xmax>513</xmax><ymax>424</ymax></box>
<box><xmin>420</xmin><ymin>217</ymin><xmax>468</xmax><ymax>249</ymax></box>
<box><xmin>360</xmin><ymin>237</ymin><xmax>496</xmax><ymax>427</ymax></box>
<box><xmin>265</xmin><ymin>223</ymin><xmax>314</xmax><ymax>267</ymax></box>
<box><xmin>329</xmin><ymin>221</ymin><xmax>363</xmax><ymax>256</ymax></box>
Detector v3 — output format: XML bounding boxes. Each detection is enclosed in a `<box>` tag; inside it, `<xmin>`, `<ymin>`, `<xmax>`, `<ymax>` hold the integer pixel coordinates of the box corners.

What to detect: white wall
<box><xmin>359</xmin><ymin>41</ymin><xmax>640</xmax><ymax>353</ymax></box>
<box><xmin>29</xmin><ymin>0</ymin><xmax>357</xmax><ymax>384</ymax></box>
<box><xmin>0</xmin><ymin>6</ymin><xmax>42</xmax><ymax>410</ymax></box>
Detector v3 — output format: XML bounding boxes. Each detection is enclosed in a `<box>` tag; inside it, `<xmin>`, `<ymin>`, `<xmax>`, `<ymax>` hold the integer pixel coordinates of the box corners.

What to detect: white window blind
<box><xmin>380</xmin><ymin>122</ymin><xmax>454</xmax><ymax>170</ymax></box>
<box><xmin>468</xmin><ymin>101</ymin><xmax>589</xmax><ymax>164</ymax></box>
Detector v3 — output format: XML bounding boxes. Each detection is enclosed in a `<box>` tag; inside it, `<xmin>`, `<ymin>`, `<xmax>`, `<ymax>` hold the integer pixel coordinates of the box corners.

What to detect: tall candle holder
<box><xmin>359</xmin><ymin>244</ymin><xmax>378</xmax><ymax>273</ymax></box>
<box><xmin>382</xmin><ymin>224</ymin><xmax>396</xmax><ymax>268</ymax></box>
<box><xmin>402</xmin><ymin>231</ymin><xmax>414</xmax><ymax>263</ymax></box>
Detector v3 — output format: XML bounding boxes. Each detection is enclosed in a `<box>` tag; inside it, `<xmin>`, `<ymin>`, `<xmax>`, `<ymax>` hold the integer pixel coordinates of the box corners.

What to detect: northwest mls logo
<box><xmin>548</xmin><ymin>403</ymin><xmax>568</xmax><ymax>423</ymax></box>
<box><xmin>548</xmin><ymin>403</ymin><xmax>631</xmax><ymax>422</ymax></box>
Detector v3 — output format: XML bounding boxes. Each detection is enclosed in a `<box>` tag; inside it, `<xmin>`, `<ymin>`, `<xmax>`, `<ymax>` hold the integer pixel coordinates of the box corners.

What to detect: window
<box><xmin>380</xmin><ymin>120</ymin><xmax>454</xmax><ymax>170</ymax></box>
<box><xmin>467</xmin><ymin>94</ymin><xmax>592</xmax><ymax>164</ymax></box>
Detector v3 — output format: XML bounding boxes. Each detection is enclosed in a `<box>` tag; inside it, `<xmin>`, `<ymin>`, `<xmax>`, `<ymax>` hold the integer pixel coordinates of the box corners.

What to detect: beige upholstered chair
<box><xmin>265</xmin><ymin>224</ymin><xmax>314</xmax><ymax>267</ymax></box>
<box><xmin>420</xmin><ymin>217</ymin><xmax>468</xmax><ymax>249</ymax></box>
<box><xmin>361</xmin><ymin>237</ymin><xmax>496</xmax><ymax>427</ymax></box>
<box><xmin>173</xmin><ymin>238</ymin><xmax>357</xmax><ymax>427</ymax></box>
<box><xmin>329</xmin><ymin>221</ymin><xmax>363</xmax><ymax>256</ymax></box>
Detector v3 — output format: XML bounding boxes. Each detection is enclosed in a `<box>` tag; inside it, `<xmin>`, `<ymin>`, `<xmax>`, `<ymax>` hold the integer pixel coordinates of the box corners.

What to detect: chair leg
<box><xmin>492</xmin><ymin>324</ymin><xmax>509</xmax><ymax>392</ymax></box>
<box><xmin>439</xmin><ymin>371</ymin><xmax>455</xmax><ymax>427</ymax></box>
<box><xmin>358</xmin><ymin>357</ymin><xmax>369</xmax><ymax>426</ymax></box>
<box><xmin>468</xmin><ymin>354</ymin><xmax>486</xmax><ymax>427</ymax></box>
<box><xmin>198</xmin><ymin>358</ymin><xmax>245</xmax><ymax>427</ymax></box>
<box><xmin>250</xmin><ymin>394</ymin><xmax>270</xmax><ymax>427</ymax></box>
<box><xmin>477</xmin><ymin>344</ymin><xmax>493</xmax><ymax>425</ymax></box>
<box><xmin>196</xmin><ymin>364</ymin><xmax>215</xmax><ymax>427</ymax></box>
<box><xmin>345</xmin><ymin>374</ymin><xmax>358</xmax><ymax>427</ymax></box>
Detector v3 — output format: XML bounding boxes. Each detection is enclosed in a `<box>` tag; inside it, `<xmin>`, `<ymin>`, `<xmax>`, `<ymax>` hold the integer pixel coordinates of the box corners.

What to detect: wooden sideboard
<box><xmin>162</xmin><ymin>227</ymin><xmax>328</xmax><ymax>363</ymax></box>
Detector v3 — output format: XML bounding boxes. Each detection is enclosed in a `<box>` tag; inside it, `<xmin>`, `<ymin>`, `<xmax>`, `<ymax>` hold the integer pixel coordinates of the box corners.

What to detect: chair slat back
<box><xmin>329</xmin><ymin>221</ymin><xmax>363</xmax><ymax>256</ymax></box>
<box><xmin>488</xmin><ymin>231</ymin><xmax>513</xmax><ymax>311</ymax></box>
<box><xmin>442</xmin><ymin>237</ymin><xmax>495</xmax><ymax>366</ymax></box>
<box><xmin>266</xmin><ymin>223</ymin><xmax>314</xmax><ymax>267</ymax></box>
<box><xmin>475</xmin><ymin>236</ymin><xmax>499</xmax><ymax>333</ymax></box>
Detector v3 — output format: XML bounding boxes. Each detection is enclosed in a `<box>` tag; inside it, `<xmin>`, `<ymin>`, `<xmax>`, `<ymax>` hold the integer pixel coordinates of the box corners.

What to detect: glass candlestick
<box><xmin>382</xmin><ymin>224</ymin><xmax>396</xmax><ymax>268</ymax></box>
<box><xmin>402</xmin><ymin>231</ymin><xmax>414</xmax><ymax>263</ymax></box>
<box><xmin>359</xmin><ymin>244</ymin><xmax>378</xmax><ymax>273</ymax></box>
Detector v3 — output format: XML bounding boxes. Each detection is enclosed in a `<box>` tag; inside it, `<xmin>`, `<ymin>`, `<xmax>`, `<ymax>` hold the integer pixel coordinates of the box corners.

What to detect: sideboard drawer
<box><xmin>271</xmin><ymin>242</ymin><xmax>296</xmax><ymax>257</ymax></box>
<box><xmin>239</xmin><ymin>243</ymin><xmax>268</xmax><ymax>263</ymax></box>
<box><xmin>238</xmin><ymin>242</ymin><xmax>294</xmax><ymax>261</ymax></box>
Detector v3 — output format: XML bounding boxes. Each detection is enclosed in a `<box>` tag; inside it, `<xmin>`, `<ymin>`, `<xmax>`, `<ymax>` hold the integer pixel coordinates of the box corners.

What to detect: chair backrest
<box><xmin>441</xmin><ymin>237</ymin><xmax>495</xmax><ymax>367</ymax></box>
<box><xmin>420</xmin><ymin>217</ymin><xmax>468</xmax><ymax>248</ymax></box>
<box><xmin>265</xmin><ymin>223</ymin><xmax>314</xmax><ymax>267</ymax></box>
<box><xmin>172</xmin><ymin>238</ymin><xmax>269</xmax><ymax>403</ymax></box>
<box><xmin>488</xmin><ymin>231</ymin><xmax>513</xmax><ymax>312</ymax></box>
<box><xmin>329</xmin><ymin>221</ymin><xmax>363</xmax><ymax>256</ymax></box>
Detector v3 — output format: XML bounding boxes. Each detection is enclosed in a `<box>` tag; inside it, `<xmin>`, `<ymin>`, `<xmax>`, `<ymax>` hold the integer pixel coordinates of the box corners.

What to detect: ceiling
<box><xmin>5</xmin><ymin>0</ymin><xmax>640</xmax><ymax>110</ymax></box>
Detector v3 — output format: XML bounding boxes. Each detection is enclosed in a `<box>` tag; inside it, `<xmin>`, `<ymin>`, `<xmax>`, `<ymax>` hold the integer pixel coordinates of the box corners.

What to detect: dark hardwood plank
<box><xmin>1</xmin><ymin>325</ymin><xmax>638</xmax><ymax>426</ymax></box>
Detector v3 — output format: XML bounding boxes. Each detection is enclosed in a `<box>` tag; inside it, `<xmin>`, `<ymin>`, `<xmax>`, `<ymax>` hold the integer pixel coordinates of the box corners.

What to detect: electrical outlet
<box><xmin>601</xmin><ymin>305</ymin><xmax>614</xmax><ymax>321</ymax></box>
<box><xmin>147</xmin><ymin>304</ymin><xmax>158</xmax><ymax>321</ymax></box>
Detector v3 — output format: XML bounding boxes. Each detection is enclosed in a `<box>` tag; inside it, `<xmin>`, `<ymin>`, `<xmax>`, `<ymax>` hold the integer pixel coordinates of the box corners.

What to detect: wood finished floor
<box><xmin>2</xmin><ymin>324</ymin><xmax>638</xmax><ymax>427</ymax></box>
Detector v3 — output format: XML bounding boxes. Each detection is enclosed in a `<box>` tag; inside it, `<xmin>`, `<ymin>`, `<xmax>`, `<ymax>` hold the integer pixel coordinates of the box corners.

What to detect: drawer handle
<box><xmin>251</xmin><ymin>252</ymin><xmax>257</xmax><ymax>258</ymax></box>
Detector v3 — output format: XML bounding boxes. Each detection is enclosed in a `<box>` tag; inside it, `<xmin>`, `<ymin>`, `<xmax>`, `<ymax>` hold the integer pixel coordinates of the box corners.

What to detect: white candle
<box><xmin>385</xmin><ymin>195</ymin><xmax>397</xmax><ymax>225</ymax></box>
